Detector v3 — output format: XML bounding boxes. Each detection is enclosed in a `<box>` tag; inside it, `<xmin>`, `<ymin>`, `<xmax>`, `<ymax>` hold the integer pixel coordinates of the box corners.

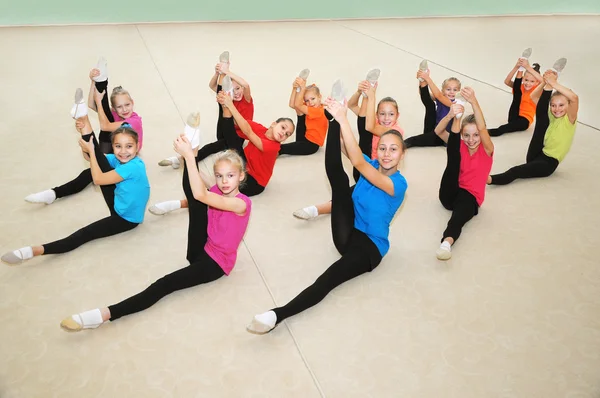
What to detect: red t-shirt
<box><xmin>233</xmin><ymin>97</ymin><xmax>254</xmax><ymax>138</ymax></box>
<box><xmin>458</xmin><ymin>140</ymin><xmax>493</xmax><ymax>206</ymax></box>
<box><xmin>243</xmin><ymin>121</ymin><xmax>281</xmax><ymax>187</ymax></box>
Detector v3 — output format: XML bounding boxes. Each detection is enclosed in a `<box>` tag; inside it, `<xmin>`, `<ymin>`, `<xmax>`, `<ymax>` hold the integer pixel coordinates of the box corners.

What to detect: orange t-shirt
<box><xmin>517</xmin><ymin>85</ymin><xmax>536</xmax><ymax>124</ymax></box>
<box><xmin>304</xmin><ymin>106</ymin><xmax>328</xmax><ymax>147</ymax></box>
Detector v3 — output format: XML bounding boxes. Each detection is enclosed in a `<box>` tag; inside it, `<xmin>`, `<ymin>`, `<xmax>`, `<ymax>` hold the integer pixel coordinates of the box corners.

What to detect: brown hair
<box><xmin>377</xmin><ymin>97</ymin><xmax>399</xmax><ymax>114</ymax></box>
<box><xmin>380</xmin><ymin>129</ymin><xmax>406</xmax><ymax>151</ymax></box>
<box><xmin>110</xmin><ymin>125</ymin><xmax>139</xmax><ymax>144</ymax></box>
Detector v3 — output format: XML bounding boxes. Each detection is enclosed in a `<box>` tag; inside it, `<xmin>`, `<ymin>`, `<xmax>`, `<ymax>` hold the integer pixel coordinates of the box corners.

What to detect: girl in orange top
<box><xmin>279</xmin><ymin>78</ymin><xmax>328</xmax><ymax>156</ymax></box>
<box><xmin>488</xmin><ymin>58</ymin><xmax>543</xmax><ymax>137</ymax></box>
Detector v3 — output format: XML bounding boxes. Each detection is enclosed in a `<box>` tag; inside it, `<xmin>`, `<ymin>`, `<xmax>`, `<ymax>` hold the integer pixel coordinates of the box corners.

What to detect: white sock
<box><xmin>149</xmin><ymin>200</ymin><xmax>181</xmax><ymax>215</ymax></box>
<box><xmin>25</xmin><ymin>189</ymin><xmax>56</xmax><ymax>204</ymax></box>
<box><xmin>72</xmin><ymin>309</ymin><xmax>104</xmax><ymax>329</ymax></box>
<box><xmin>15</xmin><ymin>246</ymin><xmax>33</xmax><ymax>260</ymax></box>
<box><xmin>440</xmin><ymin>241</ymin><xmax>451</xmax><ymax>251</ymax></box>
<box><xmin>70</xmin><ymin>103</ymin><xmax>88</xmax><ymax>119</ymax></box>
<box><xmin>247</xmin><ymin>310</ymin><xmax>277</xmax><ymax>334</ymax></box>
<box><xmin>293</xmin><ymin>205</ymin><xmax>318</xmax><ymax>220</ymax></box>
<box><xmin>93</xmin><ymin>57</ymin><xmax>108</xmax><ymax>82</ymax></box>
<box><xmin>184</xmin><ymin>124</ymin><xmax>201</xmax><ymax>149</ymax></box>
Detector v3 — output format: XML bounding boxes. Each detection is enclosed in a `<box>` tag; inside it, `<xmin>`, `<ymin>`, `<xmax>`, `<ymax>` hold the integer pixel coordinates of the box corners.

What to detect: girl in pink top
<box><xmin>59</xmin><ymin>146</ymin><xmax>251</xmax><ymax>332</ymax></box>
<box><xmin>433</xmin><ymin>88</ymin><xmax>494</xmax><ymax>261</ymax></box>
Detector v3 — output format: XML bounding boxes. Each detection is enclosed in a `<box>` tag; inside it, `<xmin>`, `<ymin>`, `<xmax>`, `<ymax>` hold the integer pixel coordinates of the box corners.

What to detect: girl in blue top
<box><xmin>2</xmin><ymin>114</ymin><xmax>150</xmax><ymax>265</ymax></box>
<box><xmin>246</xmin><ymin>81</ymin><xmax>407</xmax><ymax>334</ymax></box>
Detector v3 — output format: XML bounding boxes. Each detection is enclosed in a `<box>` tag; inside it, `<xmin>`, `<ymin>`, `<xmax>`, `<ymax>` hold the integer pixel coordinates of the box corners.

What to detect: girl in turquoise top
<box><xmin>488</xmin><ymin>67</ymin><xmax>578</xmax><ymax>186</ymax></box>
<box><xmin>246</xmin><ymin>81</ymin><xmax>408</xmax><ymax>335</ymax></box>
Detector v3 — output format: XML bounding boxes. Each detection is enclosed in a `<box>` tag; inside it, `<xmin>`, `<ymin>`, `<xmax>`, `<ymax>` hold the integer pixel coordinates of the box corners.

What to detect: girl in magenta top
<box><xmin>433</xmin><ymin>87</ymin><xmax>494</xmax><ymax>261</ymax></box>
<box><xmin>60</xmin><ymin>146</ymin><xmax>251</xmax><ymax>332</ymax></box>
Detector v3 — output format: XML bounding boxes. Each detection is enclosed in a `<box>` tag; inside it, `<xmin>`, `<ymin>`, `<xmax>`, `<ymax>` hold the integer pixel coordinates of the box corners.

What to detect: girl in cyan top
<box><xmin>60</xmin><ymin>147</ymin><xmax>251</xmax><ymax>332</ymax></box>
<box><xmin>404</xmin><ymin>65</ymin><xmax>461</xmax><ymax>149</ymax></box>
<box><xmin>279</xmin><ymin>77</ymin><xmax>328</xmax><ymax>156</ymax></box>
<box><xmin>488</xmin><ymin>58</ymin><xmax>543</xmax><ymax>137</ymax></box>
<box><xmin>25</xmin><ymin>58</ymin><xmax>143</xmax><ymax>205</ymax></box>
<box><xmin>2</xmin><ymin>113</ymin><xmax>150</xmax><ymax>265</ymax></box>
<box><xmin>488</xmin><ymin>67</ymin><xmax>578</xmax><ymax>186</ymax></box>
<box><xmin>433</xmin><ymin>88</ymin><xmax>494</xmax><ymax>261</ymax></box>
<box><xmin>246</xmin><ymin>82</ymin><xmax>407</xmax><ymax>334</ymax></box>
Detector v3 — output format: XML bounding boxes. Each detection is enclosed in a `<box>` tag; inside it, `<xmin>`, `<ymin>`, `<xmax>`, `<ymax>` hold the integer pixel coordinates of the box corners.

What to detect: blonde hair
<box><xmin>110</xmin><ymin>86</ymin><xmax>132</xmax><ymax>108</ymax></box>
<box><xmin>305</xmin><ymin>84</ymin><xmax>321</xmax><ymax>96</ymax></box>
<box><xmin>213</xmin><ymin>150</ymin><xmax>247</xmax><ymax>184</ymax></box>
<box><xmin>442</xmin><ymin>77</ymin><xmax>462</xmax><ymax>91</ymax></box>
<box><xmin>460</xmin><ymin>114</ymin><xmax>477</xmax><ymax>132</ymax></box>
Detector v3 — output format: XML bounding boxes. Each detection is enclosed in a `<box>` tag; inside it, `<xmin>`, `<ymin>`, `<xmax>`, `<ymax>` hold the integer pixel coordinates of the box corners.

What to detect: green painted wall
<box><xmin>1</xmin><ymin>0</ymin><xmax>599</xmax><ymax>26</ymax></box>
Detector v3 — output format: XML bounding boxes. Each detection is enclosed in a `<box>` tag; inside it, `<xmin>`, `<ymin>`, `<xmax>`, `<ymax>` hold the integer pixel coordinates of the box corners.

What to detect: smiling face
<box><xmin>443</xmin><ymin>79</ymin><xmax>461</xmax><ymax>101</ymax></box>
<box><xmin>112</xmin><ymin>94</ymin><xmax>134</xmax><ymax>119</ymax></box>
<box><xmin>304</xmin><ymin>88</ymin><xmax>322</xmax><ymax>107</ymax></box>
<box><xmin>377</xmin><ymin>101</ymin><xmax>399</xmax><ymax>127</ymax></box>
<box><xmin>522</xmin><ymin>73</ymin><xmax>539</xmax><ymax>91</ymax></box>
<box><xmin>461</xmin><ymin>123</ymin><xmax>481</xmax><ymax>151</ymax></box>
<box><xmin>232</xmin><ymin>81</ymin><xmax>244</xmax><ymax>101</ymax></box>
<box><xmin>271</xmin><ymin>120</ymin><xmax>295</xmax><ymax>143</ymax></box>
<box><xmin>550</xmin><ymin>94</ymin><xmax>569</xmax><ymax>118</ymax></box>
<box><xmin>214</xmin><ymin>159</ymin><xmax>244</xmax><ymax>196</ymax></box>
<box><xmin>377</xmin><ymin>133</ymin><xmax>405</xmax><ymax>172</ymax></box>
<box><xmin>112</xmin><ymin>132</ymin><xmax>138</xmax><ymax>163</ymax></box>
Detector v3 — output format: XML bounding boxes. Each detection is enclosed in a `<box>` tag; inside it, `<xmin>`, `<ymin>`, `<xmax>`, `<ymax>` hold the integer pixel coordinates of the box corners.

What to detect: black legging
<box><xmin>353</xmin><ymin>116</ymin><xmax>372</xmax><ymax>183</ymax></box>
<box><xmin>438</xmin><ymin>131</ymin><xmax>479</xmax><ymax>242</ymax></box>
<box><xmin>404</xmin><ymin>85</ymin><xmax>446</xmax><ymax>148</ymax></box>
<box><xmin>43</xmin><ymin>132</ymin><xmax>138</xmax><ymax>254</ymax></box>
<box><xmin>196</xmin><ymin>84</ymin><xmax>245</xmax><ymax>163</ymax></box>
<box><xmin>488</xmin><ymin>77</ymin><xmax>531</xmax><ymax>137</ymax></box>
<box><xmin>53</xmin><ymin>80</ymin><xmax>116</xmax><ymax>199</ymax></box>
<box><xmin>490</xmin><ymin>90</ymin><xmax>559</xmax><ymax>185</ymax></box>
<box><xmin>109</xmin><ymin>162</ymin><xmax>225</xmax><ymax>321</ymax></box>
<box><xmin>272</xmin><ymin>118</ymin><xmax>382</xmax><ymax>324</ymax></box>
<box><xmin>279</xmin><ymin>114</ymin><xmax>320</xmax><ymax>156</ymax></box>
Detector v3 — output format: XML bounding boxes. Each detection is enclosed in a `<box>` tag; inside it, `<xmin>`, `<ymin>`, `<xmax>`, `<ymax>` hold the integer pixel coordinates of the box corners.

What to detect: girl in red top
<box><xmin>158</xmin><ymin>54</ymin><xmax>255</xmax><ymax>168</ymax></box>
<box><xmin>488</xmin><ymin>58</ymin><xmax>542</xmax><ymax>136</ymax></box>
<box><xmin>279</xmin><ymin>77</ymin><xmax>328</xmax><ymax>156</ymax></box>
<box><xmin>434</xmin><ymin>88</ymin><xmax>494</xmax><ymax>261</ymax></box>
<box><xmin>149</xmin><ymin>92</ymin><xmax>294</xmax><ymax>215</ymax></box>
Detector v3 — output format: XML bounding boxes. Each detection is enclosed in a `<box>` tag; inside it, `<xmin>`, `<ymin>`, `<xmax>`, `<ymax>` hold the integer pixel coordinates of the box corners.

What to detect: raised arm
<box><xmin>504</xmin><ymin>60</ymin><xmax>520</xmax><ymax>88</ymax></box>
<box><xmin>544</xmin><ymin>71</ymin><xmax>579</xmax><ymax>124</ymax></box>
<box><xmin>208</xmin><ymin>63</ymin><xmax>221</xmax><ymax>93</ymax></box>
<box><xmin>461</xmin><ymin>87</ymin><xmax>493</xmax><ymax>156</ymax></box>
<box><xmin>220</xmin><ymin>64</ymin><xmax>252</xmax><ymax>102</ymax></box>
<box><xmin>434</xmin><ymin>104</ymin><xmax>463</xmax><ymax>143</ymax></box>
<box><xmin>93</xmin><ymin>88</ymin><xmax>125</xmax><ymax>132</ymax></box>
<box><xmin>326</xmin><ymin>99</ymin><xmax>395</xmax><ymax>196</ymax></box>
<box><xmin>347</xmin><ymin>80</ymin><xmax>369</xmax><ymax>116</ymax></box>
<box><xmin>175</xmin><ymin>136</ymin><xmax>247</xmax><ymax>215</ymax></box>
<box><xmin>421</xmin><ymin>72</ymin><xmax>453</xmax><ymax>107</ymax></box>
<box><xmin>289</xmin><ymin>79</ymin><xmax>299</xmax><ymax>111</ymax></box>
<box><xmin>78</xmin><ymin>136</ymin><xmax>123</xmax><ymax>186</ymax></box>
<box><xmin>87</xmin><ymin>69</ymin><xmax>99</xmax><ymax>111</ymax></box>
<box><xmin>364</xmin><ymin>84</ymin><xmax>389</xmax><ymax>137</ymax></box>
<box><xmin>218</xmin><ymin>92</ymin><xmax>264</xmax><ymax>151</ymax></box>
<box><xmin>521</xmin><ymin>59</ymin><xmax>543</xmax><ymax>83</ymax></box>
<box><xmin>293</xmin><ymin>78</ymin><xmax>309</xmax><ymax>115</ymax></box>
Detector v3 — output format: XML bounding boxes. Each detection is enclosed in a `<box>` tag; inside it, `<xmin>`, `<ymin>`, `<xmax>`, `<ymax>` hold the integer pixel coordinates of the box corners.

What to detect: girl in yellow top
<box><xmin>488</xmin><ymin>58</ymin><xmax>543</xmax><ymax>137</ymax></box>
<box><xmin>488</xmin><ymin>68</ymin><xmax>578</xmax><ymax>185</ymax></box>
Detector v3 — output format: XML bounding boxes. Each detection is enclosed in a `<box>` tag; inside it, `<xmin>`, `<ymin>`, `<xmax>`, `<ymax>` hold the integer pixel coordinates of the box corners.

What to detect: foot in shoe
<box><xmin>246</xmin><ymin>311</ymin><xmax>277</xmax><ymax>334</ymax></box>
<box><xmin>148</xmin><ymin>200</ymin><xmax>181</xmax><ymax>215</ymax></box>
<box><xmin>1</xmin><ymin>247</ymin><xmax>34</xmax><ymax>265</ymax></box>
<box><xmin>330</xmin><ymin>79</ymin><xmax>346</xmax><ymax>104</ymax></box>
<box><xmin>158</xmin><ymin>156</ymin><xmax>180</xmax><ymax>169</ymax></box>
<box><xmin>221</xmin><ymin>75</ymin><xmax>234</xmax><ymax>96</ymax></box>
<box><xmin>418</xmin><ymin>59</ymin><xmax>429</xmax><ymax>82</ymax></box>
<box><xmin>70</xmin><ymin>88</ymin><xmax>88</xmax><ymax>119</ymax></box>
<box><xmin>185</xmin><ymin>112</ymin><xmax>201</xmax><ymax>149</ymax></box>
<box><xmin>25</xmin><ymin>189</ymin><xmax>56</xmax><ymax>204</ymax></box>
<box><xmin>60</xmin><ymin>308</ymin><xmax>104</xmax><ymax>332</ymax></box>
<box><xmin>551</xmin><ymin>57</ymin><xmax>567</xmax><ymax>74</ymax></box>
<box><xmin>93</xmin><ymin>57</ymin><xmax>108</xmax><ymax>82</ymax></box>
<box><xmin>292</xmin><ymin>206</ymin><xmax>318</xmax><ymax>220</ymax></box>
<box><xmin>296</xmin><ymin>68</ymin><xmax>311</xmax><ymax>92</ymax></box>
<box><xmin>362</xmin><ymin>68</ymin><xmax>381</xmax><ymax>97</ymax></box>
<box><xmin>436</xmin><ymin>241</ymin><xmax>452</xmax><ymax>261</ymax></box>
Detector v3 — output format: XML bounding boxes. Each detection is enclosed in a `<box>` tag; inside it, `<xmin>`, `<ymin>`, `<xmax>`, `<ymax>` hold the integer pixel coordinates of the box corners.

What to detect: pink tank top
<box><xmin>458</xmin><ymin>141</ymin><xmax>493</xmax><ymax>206</ymax></box>
<box><xmin>204</xmin><ymin>185</ymin><xmax>252</xmax><ymax>275</ymax></box>
<box><xmin>371</xmin><ymin>121</ymin><xmax>404</xmax><ymax>159</ymax></box>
